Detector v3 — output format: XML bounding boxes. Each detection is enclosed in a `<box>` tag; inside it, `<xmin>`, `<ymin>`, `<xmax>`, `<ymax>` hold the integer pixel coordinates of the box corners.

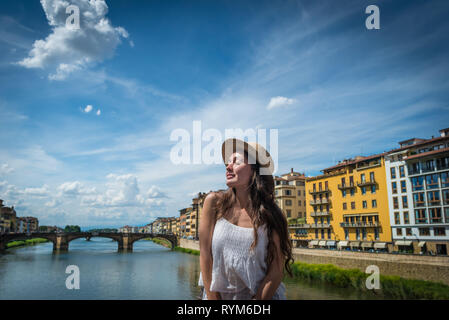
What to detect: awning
<box><xmin>395</xmin><ymin>240</ymin><xmax>413</xmax><ymax>246</ymax></box>
<box><xmin>337</xmin><ymin>241</ymin><xmax>349</xmax><ymax>247</ymax></box>
<box><xmin>318</xmin><ymin>240</ymin><xmax>326</xmax><ymax>246</ymax></box>
<box><xmin>374</xmin><ymin>242</ymin><xmax>387</xmax><ymax>249</ymax></box>
<box><xmin>418</xmin><ymin>241</ymin><xmax>426</xmax><ymax>247</ymax></box>
<box><xmin>326</xmin><ymin>241</ymin><xmax>336</xmax><ymax>246</ymax></box>
<box><xmin>350</xmin><ymin>241</ymin><xmax>360</xmax><ymax>247</ymax></box>
<box><xmin>361</xmin><ymin>242</ymin><xmax>373</xmax><ymax>248</ymax></box>
<box><xmin>310</xmin><ymin>240</ymin><xmax>319</xmax><ymax>246</ymax></box>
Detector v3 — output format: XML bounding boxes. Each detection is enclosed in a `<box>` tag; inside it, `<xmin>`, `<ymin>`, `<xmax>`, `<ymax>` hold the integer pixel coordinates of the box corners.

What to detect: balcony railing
<box><xmin>340</xmin><ymin>222</ymin><xmax>380</xmax><ymax>228</ymax></box>
<box><xmin>288</xmin><ymin>224</ymin><xmax>311</xmax><ymax>229</ymax></box>
<box><xmin>357</xmin><ymin>180</ymin><xmax>376</xmax><ymax>187</ymax></box>
<box><xmin>309</xmin><ymin>223</ymin><xmax>331</xmax><ymax>228</ymax></box>
<box><xmin>310</xmin><ymin>211</ymin><xmax>330</xmax><ymax>217</ymax></box>
<box><xmin>310</xmin><ymin>198</ymin><xmax>331</xmax><ymax>205</ymax></box>
<box><xmin>309</xmin><ymin>188</ymin><xmax>329</xmax><ymax>195</ymax></box>
<box><xmin>337</xmin><ymin>183</ymin><xmax>355</xmax><ymax>190</ymax></box>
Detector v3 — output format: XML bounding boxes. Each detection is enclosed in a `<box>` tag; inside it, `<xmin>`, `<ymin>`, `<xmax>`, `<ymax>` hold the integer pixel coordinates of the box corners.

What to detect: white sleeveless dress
<box><xmin>198</xmin><ymin>217</ymin><xmax>287</xmax><ymax>300</ymax></box>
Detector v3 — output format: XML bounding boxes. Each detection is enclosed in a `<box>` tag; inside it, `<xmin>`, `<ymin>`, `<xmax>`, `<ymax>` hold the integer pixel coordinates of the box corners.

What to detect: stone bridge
<box><xmin>0</xmin><ymin>232</ymin><xmax>178</xmax><ymax>253</ymax></box>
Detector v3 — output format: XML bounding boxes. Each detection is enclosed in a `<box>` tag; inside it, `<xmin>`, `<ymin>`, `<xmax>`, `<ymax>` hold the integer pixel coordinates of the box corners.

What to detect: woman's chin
<box><xmin>225</xmin><ymin>180</ymin><xmax>236</xmax><ymax>188</ymax></box>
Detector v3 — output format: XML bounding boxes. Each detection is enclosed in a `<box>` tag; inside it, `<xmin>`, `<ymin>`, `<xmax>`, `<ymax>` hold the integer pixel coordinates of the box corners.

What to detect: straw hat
<box><xmin>221</xmin><ymin>138</ymin><xmax>274</xmax><ymax>175</ymax></box>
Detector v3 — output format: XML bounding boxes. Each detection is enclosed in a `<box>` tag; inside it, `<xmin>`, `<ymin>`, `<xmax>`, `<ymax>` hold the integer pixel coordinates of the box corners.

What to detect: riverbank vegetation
<box><xmin>174</xmin><ymin>247</ymin><xmax>200</xmax><ymax>255</ymax></box>
<box><xmin>291</xmin><ymin>261</ymin><xmax>449</xmax><ymax>300</ymax></box>
<box><xmin>145</xmin><ymin>237</ymin><xmax>172</xmax><ymax>248</ymax></box>
<box><xmin>7</xmin><ymin>238</ymin><xmax>49</xmax><ymax>249</ymax></box>
<box><xmin>172</xmin><ymin>244</ymin><xmax>449</xmax><ymax>300</ymax></box>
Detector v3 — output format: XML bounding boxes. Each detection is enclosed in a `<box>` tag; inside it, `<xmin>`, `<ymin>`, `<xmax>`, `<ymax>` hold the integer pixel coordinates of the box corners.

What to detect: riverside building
<box><xmin>385</xmin><ymin>128</ymin><xmax>449</xmax><ymax>255</ymax></box>
<box><xmin>297</xmin><ymin>154</ymin><xmax>392</xmax><ymax>251</ymax></box>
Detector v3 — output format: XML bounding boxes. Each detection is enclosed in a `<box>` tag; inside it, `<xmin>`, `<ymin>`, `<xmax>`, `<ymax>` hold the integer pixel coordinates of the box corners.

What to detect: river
<box><xmin>0</xmin><ymin>238</ymin><xmax>383</xmax><ymax>300</ymax></box>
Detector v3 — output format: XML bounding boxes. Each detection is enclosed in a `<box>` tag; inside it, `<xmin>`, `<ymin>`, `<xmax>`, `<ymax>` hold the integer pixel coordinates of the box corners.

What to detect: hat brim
<box><xmin>221</xmin><ymin>138</ymin><xmax>274</xmax><ymax>175</ymax></box>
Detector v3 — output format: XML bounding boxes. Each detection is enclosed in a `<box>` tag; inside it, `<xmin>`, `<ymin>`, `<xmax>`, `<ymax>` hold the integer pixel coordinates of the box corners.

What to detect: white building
<box><xmin>385</xmin><ymin>128</ymin><xmax>449</xmax><ymax>255</ymax></box>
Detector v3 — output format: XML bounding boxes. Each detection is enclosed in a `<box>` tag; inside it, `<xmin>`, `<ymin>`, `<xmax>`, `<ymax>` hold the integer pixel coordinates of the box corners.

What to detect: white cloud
<box><xmin>146</xmin><ymin>185</ymin><xmax>168</xmax><ymax>199</ymax></box>
<box><xmin>17</xmin><ymin>0</ymin><xmax>129</xmax><ymax>80</ymax></box>
<box><xmin>96</xmin><ymin>109</ymin><xmax>101</xmax><ymax>116</ymax></box>
<box><xmin>23</xmin><ymin>184</ymin><xmax>50</xmax><ymax>197</ymax></box>
<box><xmin>84</xmin><ymin>104</ymin><xmax>93</xmax><ymax>113</ymax></box>
<box><xmin>58</xmin><ymin>181</ymin><xmax>96</xmax><ymax>196</ymax></box>
<box><xmin>266</xmin><ymin>96</ymin><xmax>296</xmax><ymax>110</ymax></box>
<box><xmin>0</xmin><ymin>163</ymin><xmax>14</xmax><ymax>175</ymax></box>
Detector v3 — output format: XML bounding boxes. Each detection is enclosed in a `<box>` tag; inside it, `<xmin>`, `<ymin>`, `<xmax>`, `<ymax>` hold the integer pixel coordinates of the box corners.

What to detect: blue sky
<box><xmin>0</xmin><ymin>0</ymin><xmax>448</xmax><ymax>229</ymax></box>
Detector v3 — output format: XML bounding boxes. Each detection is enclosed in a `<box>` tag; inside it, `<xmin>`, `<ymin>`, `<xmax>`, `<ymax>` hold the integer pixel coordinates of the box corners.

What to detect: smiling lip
<box><xmin>226</xmin><ymin>174</ymin><xmax>235</xmax><ymax>179</ymax></box>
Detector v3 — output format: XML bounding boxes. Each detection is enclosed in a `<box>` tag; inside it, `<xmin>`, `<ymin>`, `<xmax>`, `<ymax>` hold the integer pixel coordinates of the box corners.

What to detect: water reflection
<box><xmin>0</xmin><ymin>239</ymin><xmax>383</xmax><ymax>300</ymax></box>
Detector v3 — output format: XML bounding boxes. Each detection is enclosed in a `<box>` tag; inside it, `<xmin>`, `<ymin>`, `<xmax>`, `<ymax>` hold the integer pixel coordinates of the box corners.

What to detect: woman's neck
<box><xmin>233</xmin><ymin>186</ymin><xmax>249</xmax><ymax>211</ymax></box>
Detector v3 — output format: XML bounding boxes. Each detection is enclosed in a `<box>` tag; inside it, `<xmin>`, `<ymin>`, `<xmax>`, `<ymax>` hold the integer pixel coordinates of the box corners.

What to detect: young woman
<box><xmin>198</xmin><ymin>138</ymin><xmax>294</xmax><ymax>300</ymax></box>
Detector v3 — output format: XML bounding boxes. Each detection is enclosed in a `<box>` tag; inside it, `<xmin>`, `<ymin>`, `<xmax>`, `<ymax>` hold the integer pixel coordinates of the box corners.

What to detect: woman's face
<box><xmin>225</xmin><ymin>152</ymin><xmax>253</xmax><ymax>188</ymax></box>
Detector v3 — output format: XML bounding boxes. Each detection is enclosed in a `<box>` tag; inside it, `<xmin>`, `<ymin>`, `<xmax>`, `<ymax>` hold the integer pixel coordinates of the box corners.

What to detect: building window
<box><xmin>396</xmin><ymin>228</ymin><xmax>402</xmax><ymax>236</ymax></box>
<box><xmin>394</xmin><ymin>212</ymin><xmax>401</xmax><ymax>224</ymax></box>
<box><xmin>351</xmin><ymin>202</ymin><xmax>355</xmax><ymax>210</ymax></box>
<box><xmin>315</xmin><ymin>229</ymin><xmax>318</xmax><ymax>238</ymax></box>
<box><xmin>400</xmin><ymin>180</ymin><xmax>407</xmax><ymax>193</ymax></box>
<box><xmin>325</xmin><ymin>181</ymin><xmax>328</xmax><ymax>190</ymax></box>
<box><xmin>327</xmin><ymin>229</ymin><xmax>331</xmax><ymax>239</ymax></box>
<box><xmin>419</xmin><ymin>228</ymin><xmax>430</xmax><ymax>236</ymax></box>
<box><xmin>415</xmin><ymin>209</ymin><xmax>427</xmax><ymax>224</ymax></box>
<box><xmin>434</xmin><ymin>227</ymin><xmax>446</xmax><ymax>236</ymax></box>
<box><xmin>413</xmin><ymin>193</ymin><xmax>425</xmax><ymax>207</ymax></box>
<box><xmin>392</xmin><ymin>182</ymin><xmax>397</xmax><ymax>194</ymax></box>
<box><xmin>374</xmin><ymin>228</ymin><xmax>379</xmax><ymax>240</ymax></box>
<box><xmin>285</xmin><ymin>199</ymin><xmax>292</xmax><ymax>206</ymax></box>
<box><xmin>362</xmin><ymin>201</ymin><xmax>367</xmax><ymax>209</ymax></box>
<box><xmin>345</xmin><ymin>229</ymin><xmax>349</xmax><ymax>240</ymax></box>
<box><xmin>343</xmin><ymin>202</ymin><xmax>347</xmax><ymax>210</ymax></box>
<box><xmin>350</xmin><ymin>188</ymin><xmax>355</xmax><ymax>196</ymax></box>
<box><xmin>399</xmin><ymin>166</ymin><xmax>405</xmax><ymax>178</ymax></box>
<box><xmin>321</xmin><ymin>229</ymin><xmax>325</xmax><ymax>239</ymax></box>
<box><xmin>298</xmin><ymin>200</ymin><xmax>302</xmax><ymax>206</ymax></box>
<box><xmin>372</xmin><ymin>199</ymin><xmax>377</xmax><ymax>208</ymax></box>
<box><xmin>370</xmin><ymin>172</ymin><xmax>375</xmax><ymax>182</ymax></box>
<box><xmin>441</xmin><ymin>172</ymin><xmax>449</xmax><ymax>188</ymax></box>
<box><xmin>406</xmin><ymin>228</ymin><xmax>412</xmax><ymax>236</ymax></box>
<box><xmin>390</xmin><ymin>167</ymin><xmax>396</xmax><ymax>179</ymax></box>
<box><xmin>371</xmin><ymin>185</ymin><xmax>376</xmax><ymax>194</ymax></box>
<box><xmin>362</xmin><ymin>228</ymin><xmax>367</xmax><ymax>240</ymax></box>
<box><xmin>342</xmin><ymin>190</ymin><xmax>347</xmax><ymax>197</ymax></box>
<box><xmin>360</xmin><ymin>173</ymin><xmax>366</xmax><ymax>183</ymax></box>
<box><xmin>427</xmin><ymin>191</ymin><xmax>441</xmax><ymax>206</ymax></box>
<box><xmin>286</xmin><ymin>209</ymin><xmax>291</xmax><ymax>217</ymax></box>
<box><xmin>429</xmin><ymin>208</ymin><xmax>442</xmax><ymax>223</ymax></box>
<box><xmin>297</xmin><ymin>190</ymin><xmax>301</xmax><ymax>196</ymax></box>
<box><xmin>411</xmin><ymin>176</ymin><xmax>424</xmax><ymax>191</ymax></box>
<box><xmin>356</xmin><ymin>228</ymin><xmax>360</xmax><ymax>240</ymax></box>
<box><xmin>361</xmin><ymin>187</ymin><xmax>366</xmax><ymax>195</ymax></box>
<box><xmin>425</xmin><ymin>174</ymin><xmax>439</xmax><ymax>190</ymax></box>
<box><xmin>402</xmin><ymin>196</ymin><xmax>408</xmax><ymax>209</ymax></box>
<box><xmin>393</xmin><ymin>197</ymin><xmax>399</xmax><ymax>209</ymax></box>
<box><xmin>442</xmin><ymin>189</ymin><xmax>449</xmax><ymax>205</ymax></box>
<box><xmin>285</xmin><ymin>190</ymin><xmax>292</xmax><ymax>196</ymax></box>
<box><xmin>404</xmin><ymin>211</ymin><xmax>409</xmax><ymax>224</ymax></box>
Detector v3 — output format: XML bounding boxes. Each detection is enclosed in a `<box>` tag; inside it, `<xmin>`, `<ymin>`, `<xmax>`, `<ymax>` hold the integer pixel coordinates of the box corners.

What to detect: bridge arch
<box><xmin>0</xmin><ymin>233</ymin><xmax>57</xmax><ymax>252</ymax></box>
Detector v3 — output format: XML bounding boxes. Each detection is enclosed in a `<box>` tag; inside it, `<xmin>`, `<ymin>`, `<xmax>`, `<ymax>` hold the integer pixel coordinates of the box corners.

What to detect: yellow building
<box><xmin>291</xmin><ymin>154</ymin><xmax>392</xmax><ymax>251</ymax></box>
<box><xmin>274</xmin><ymin>168</ymin><xmax>306</xmax><ymax>220</ymax></box>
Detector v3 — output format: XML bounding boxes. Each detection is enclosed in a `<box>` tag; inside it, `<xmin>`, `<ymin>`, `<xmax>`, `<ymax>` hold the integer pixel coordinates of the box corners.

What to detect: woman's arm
<box><xmin>199</xmin><ymin>192</ymin><xmax>221</xmax><ymax>300</ymax></box>
<box><xmin>254</xmin><ymin>230</ymin><xmax>284</xmax><ymax>300</ymax></box>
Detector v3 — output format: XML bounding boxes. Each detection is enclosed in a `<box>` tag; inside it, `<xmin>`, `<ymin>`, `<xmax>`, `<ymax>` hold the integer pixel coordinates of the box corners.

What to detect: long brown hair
<box><xmin>213</xmin><ymin>150</ymin><xmax>294</xmax><ymax>277</ymax></box>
